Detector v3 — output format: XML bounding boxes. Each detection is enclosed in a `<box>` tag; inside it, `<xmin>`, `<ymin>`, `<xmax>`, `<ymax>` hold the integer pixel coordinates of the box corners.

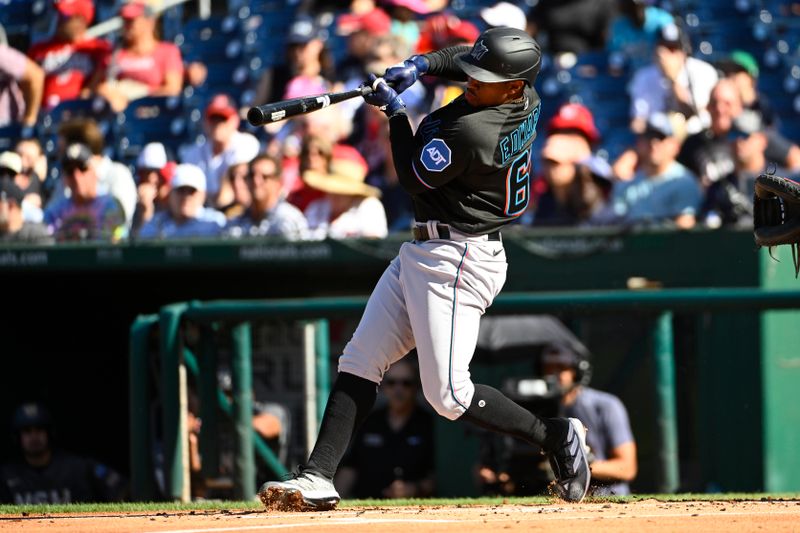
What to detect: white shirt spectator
<box><xmin>227</xmin><ymin>198</ymin><xmax>309</xmax><ymax>241</ymax></box>
<box><xmin>628</xmin><ymin>56</ymin><xmax>719</xmax><ymax>135</ymax></box>
<box><xmin>180</xmin><ymin>131</ymin><xmax>260</xmax><ymax>198</ymax></box>
<box><xmin>305</xmin><ymin>196</ymin><xmax>388</xmax><ymax>240</ymax></box>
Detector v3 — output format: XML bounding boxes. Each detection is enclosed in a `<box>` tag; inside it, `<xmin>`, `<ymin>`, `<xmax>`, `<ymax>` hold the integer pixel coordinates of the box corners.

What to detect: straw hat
<box><xmin>302</xmin><ymin>145</ymin><xmax>381</xmax><ymax>198</ymax></box>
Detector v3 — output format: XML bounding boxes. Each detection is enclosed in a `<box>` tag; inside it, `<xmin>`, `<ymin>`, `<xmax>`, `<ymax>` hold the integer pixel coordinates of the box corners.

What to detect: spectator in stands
<box><xmin>51</xmin><ymin>118</ymin><xmax>137</xmax><ymax>226</ymax></box>
<box><xmin>383</xmin><ymin>0</ymin><xmax>430</xmax><ymax>51</ymax></box>
<box><xmin>530</xmin><ymin>103</ymin><xmax>610</xmax><ymax>226</ymax></box>
<box><xmin>540</xmin><ymin>344</ymin><xmax>637</xmax><ymax>496</ymax></box>
<box><xmin>15</xmin><ymin>138</ymin><xmax>48</xmax><ymax>195</ymax></box>
<box><xmin>216</xmin><ymin>139</ymin><xmax>260</xmax><ymax>219</ymax></box>
<box><xmin>226</xmin><ymin>154</ymin><xmax>308</xmax><ymax>240</ymax></box>
<box><xmin>627</xmin><ymin>23</ymin><xmax>718</xmax><ymax>136</ymax></box>
<box><xmin>0</xmin><ymin>179</ymin><xmax>52</xmax><ymax>244</ymax></box>
<box><xmin>607</xmin><ymin>112</ymin><xmax>701</xmax><ymax>229</ymax></box>
<box><xmin>96</xmin><ymin>0</ymin><xmax>184</xmax><ymax>112</ymax></box>
<box><xmin>0</xmin><ymin>41</ymin><xmax>44</xmax><ymax>127</ymax></box>
<box><xmin>44</xmin><ymin>143</ymin><xmax>127</xmax><ymax>242</ymax></box>
<box><xmin>606</xmin><ymin>0</ymin><xmax>674</xmax><ymax>70</ymax></box>
<box><xmin>532</xmin><ymin>139</ymin><xmax>611</xmax><ymax>227</ymax></box>
<box><xmin>0</xmin><ymin>150</ymin><xmax>43</xmax><ymax>222</ymax></box>
<box><xmin>252</xmin><ymin>15</ymin><xmax>334</xmax><ymax>111</ymax></box>
<box><xmin>131</xmin><ymin>142</ymin><xmax>174</xmax><ymax>236</ymax></box>
<box><xmin>335</xmin><ymin>357</ymin><xmax>435</xmax><ymax>499</ymax></box>
<box><xmin>28</xmin><ymin>0</ymin><xmax>111</xmax><ymax>109</ymax></box>
<box><xmin>138</xmin><ymin>163</ymin><xmax>226</xmax><ymax>240</ymax></box>
<box><xmin>304</xmin><ymin>144</ymin><xmax>388</xmax><ymax>239</ymax></box>
<box><xmin>699</xmin><ymin>118</ymin><xmax>767</xmax><ymax>228</ymax></box>
<box><xmin>336</xmin><ymin>6</ymin><xmax>392</xmax><ymax>86</ymax></box>
<box><xmin>528</xmin><ymin>0</ymin><xmax>616</xmax><ymax>59</ymax></box>
<box><xmin>716</xmin><ymin>50</ymin><xmax>776</xmax><ymax>129</ymax></box>
<box><xmin>180</xmin><ymin>94</ymin><xmax>260</xmax><ymax>205</ymax></box>
<box><xmin>677</xmin><ymin>79</ymin><xmax>800</xmax><ymax>188</ymax></box>
<box><xmin>0</xmin><ymin>403</ymin><xmax>127</xmax><ymax>504</ymax></box>
<box><xmin>286</xmin><ymin>133</ymin><xmax>330</xmax><ymax>212</ymax></box>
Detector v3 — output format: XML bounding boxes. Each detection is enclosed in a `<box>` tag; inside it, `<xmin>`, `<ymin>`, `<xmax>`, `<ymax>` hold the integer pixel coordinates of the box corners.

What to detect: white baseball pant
<box><xmin>338</xmin><ymin>232</ymin><xmax>507</xmax><ymax>420</ymax></box>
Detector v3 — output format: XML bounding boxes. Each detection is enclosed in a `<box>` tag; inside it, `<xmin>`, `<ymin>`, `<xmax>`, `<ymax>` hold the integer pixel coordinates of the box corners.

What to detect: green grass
<box><xmin>1</xmin><ymin>493</ymin><xmax>798</xmax><ymax>516</ymax></box>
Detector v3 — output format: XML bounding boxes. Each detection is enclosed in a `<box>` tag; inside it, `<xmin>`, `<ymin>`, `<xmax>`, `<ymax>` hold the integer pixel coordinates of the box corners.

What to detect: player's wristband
<box><xmin>382</xmin><ymin>96</ymin><xmax>406</xmax><ymax>117</ymax></box>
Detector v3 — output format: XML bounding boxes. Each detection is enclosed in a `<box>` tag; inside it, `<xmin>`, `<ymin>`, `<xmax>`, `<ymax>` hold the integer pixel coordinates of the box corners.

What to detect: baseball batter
<box><xmin>260</xmin><ymin>27</ymin><xmax>591</xmax><ymax>511</ymax></box>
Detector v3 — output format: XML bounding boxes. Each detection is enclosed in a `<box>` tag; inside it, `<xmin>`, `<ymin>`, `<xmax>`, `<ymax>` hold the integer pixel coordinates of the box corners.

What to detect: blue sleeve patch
<box><xmin>420</xmin><ymin>138</ymin><xmax>452</xmax><ymax>172</ymax></box>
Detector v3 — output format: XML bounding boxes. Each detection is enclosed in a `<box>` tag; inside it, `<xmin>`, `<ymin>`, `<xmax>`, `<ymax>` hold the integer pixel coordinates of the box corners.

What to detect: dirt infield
<box><xmin>2</xmin><ymin>499</ymin><xmax>799</xmax><ymax>533</ymax></box>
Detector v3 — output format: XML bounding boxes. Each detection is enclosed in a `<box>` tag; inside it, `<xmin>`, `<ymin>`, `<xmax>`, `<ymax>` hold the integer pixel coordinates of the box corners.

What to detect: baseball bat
<box><xmin>247</xmin><ymin>84</ymin><xmax>375</xmax><ymax>126</ymax></box>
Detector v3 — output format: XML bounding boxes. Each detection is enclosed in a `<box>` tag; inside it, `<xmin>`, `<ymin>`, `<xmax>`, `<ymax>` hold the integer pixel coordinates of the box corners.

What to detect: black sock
<box><xmin>460</xmin><ymin>384</ymin><xmax>568</xmax><ymax>452</ymax></box>
<box><xmin>305</xmin><ymin>372</ymin><xmax>377</xmax><ymax>480</ymax></box>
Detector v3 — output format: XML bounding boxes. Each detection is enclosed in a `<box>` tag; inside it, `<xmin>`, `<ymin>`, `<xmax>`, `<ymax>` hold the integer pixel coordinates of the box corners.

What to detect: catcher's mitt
<box><xmin>753</xmin><ymin>173</ymin><xmax>800</xmax><ymax>277</ymax></box>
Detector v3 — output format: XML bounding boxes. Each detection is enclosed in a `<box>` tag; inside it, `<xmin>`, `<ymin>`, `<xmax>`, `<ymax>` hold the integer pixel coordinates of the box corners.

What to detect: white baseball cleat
<box><xmin>258</xmin><ymin>470</ymin><xmax>340</xmax><ymax>512</ymax></box>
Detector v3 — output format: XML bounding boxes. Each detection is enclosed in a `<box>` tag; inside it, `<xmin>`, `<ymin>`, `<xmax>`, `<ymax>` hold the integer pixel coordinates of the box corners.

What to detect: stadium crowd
<box><xmin>1</xmin><ymin>0</ymin><xmax>800</xmax><ymax>244</ymax></box>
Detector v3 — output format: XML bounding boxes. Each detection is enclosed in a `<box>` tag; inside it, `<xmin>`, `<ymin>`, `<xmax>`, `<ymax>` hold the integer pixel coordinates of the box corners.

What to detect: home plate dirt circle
<box><xmin>2</xmin><ymin>499</ymin><xmax>799</xmax><ymax>533</ymax></box>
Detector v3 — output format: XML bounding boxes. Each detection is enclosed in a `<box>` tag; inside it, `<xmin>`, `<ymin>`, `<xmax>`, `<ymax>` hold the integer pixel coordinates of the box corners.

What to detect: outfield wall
<box><xmin>1</xmin><ymin>228</ymin><xmax>797</xmax><ymax>495</ymax></box>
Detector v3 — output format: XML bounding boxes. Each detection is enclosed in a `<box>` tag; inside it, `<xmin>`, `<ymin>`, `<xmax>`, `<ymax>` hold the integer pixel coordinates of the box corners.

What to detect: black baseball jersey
<box><xmin>0</xmin><ymin>452</ymin><xmax>126</xmax><ymax>504</ymax></box>
<box><xmin>391</xmin><ymin>84</ymin><xmax>541</xmax><ymax>235</ymax></box>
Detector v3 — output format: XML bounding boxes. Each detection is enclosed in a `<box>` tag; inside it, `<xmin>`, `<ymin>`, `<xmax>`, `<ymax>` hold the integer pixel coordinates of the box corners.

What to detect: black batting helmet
<box><xmin>454</xmin><ymin>27</ymin><xmax>541</xmax><ymax>86</ymax></box>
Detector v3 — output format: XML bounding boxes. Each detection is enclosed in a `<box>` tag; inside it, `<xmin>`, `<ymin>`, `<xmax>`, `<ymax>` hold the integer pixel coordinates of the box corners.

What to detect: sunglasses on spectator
<box><xmin>173</xmin><ymin>186</ymin><xmax>198</xmax><ymax>195</ymax></box>
<box><xmin>383</xmin><ymin>378</ymin><xmax>415</xmax><ymax>388</ymax></box>
<box><xmin>0</xmin><ymin>168</ymin><xmax>16</xmax><ymax>179</ymax></box>
<box><xmin>62</xmin><ymin>162</ymin><xmax>88</xmax><ymax>175</ymax></box>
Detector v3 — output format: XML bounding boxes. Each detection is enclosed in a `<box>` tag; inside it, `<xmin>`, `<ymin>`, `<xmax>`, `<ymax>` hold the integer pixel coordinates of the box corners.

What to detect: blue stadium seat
<box><xmin>175</xmin><ymin>15</ymin><xmax>243</xmax><ymax>64</ymax></box>
<box><xmin>0</xmin><ymin>124</ymin><xmax>36</xmax><ymax>152</ymax></box>
<box><xmin>0</xmin><ymin>0</ymin><xmax>49</xmax><ymax>49</ymax></box>
<box><xmin>114</xmin><ymin>96</ymin><xmax>194</xmax><ymax>164</ymax></box>
<box><xmin>40</xmin><ymin>97</ymin><xmax>113</xmax><ymax>136</ymax></box>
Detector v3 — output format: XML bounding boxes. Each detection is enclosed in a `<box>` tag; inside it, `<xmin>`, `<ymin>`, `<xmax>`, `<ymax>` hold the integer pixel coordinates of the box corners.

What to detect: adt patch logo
<box><xmin>421</xmin><ymin>138</ymin><xmax>451</xmax><ymax>172</ymax></box>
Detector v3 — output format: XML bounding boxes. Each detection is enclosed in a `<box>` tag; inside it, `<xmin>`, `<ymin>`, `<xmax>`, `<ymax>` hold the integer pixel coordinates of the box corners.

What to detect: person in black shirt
<box><xmin>0</xmin><ymin>403</ymin><xmax>126</xmax><ymax>504</ymax></box>
<box><xmin>259</xmin><ymin>27</ymin><xmax>591</xmax><ymax>511</ymax></box>
<box><xmin>336</xmin><ymin>358</ymin><xmax>435</xmax><ymax>499</ymax></box>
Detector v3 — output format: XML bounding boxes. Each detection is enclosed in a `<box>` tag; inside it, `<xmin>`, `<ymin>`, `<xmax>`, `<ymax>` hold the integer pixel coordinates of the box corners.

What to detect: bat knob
<box><xmin>247</xmin><ymin>106</ymin><xmax>267</xmax><ymax>126</ymax></box>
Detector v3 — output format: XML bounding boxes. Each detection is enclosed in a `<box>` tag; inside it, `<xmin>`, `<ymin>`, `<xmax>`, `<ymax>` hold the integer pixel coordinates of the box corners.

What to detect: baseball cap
<box><xmin>579</xmin><ymin>154</ymin><xmax>614</xmax><ymax>182</ymax></box>
<box><xmin>54</xmin><ymin>0</ymin><xmax>95</xmax><ymax>23</ymax></box>
<box><xmin>205</xmin><ymin>94</ymin><xmax>237</xmax><ymax>120</ymax></box>
<box><xmin>719</xmin><ymin>50</ymin><xmax>760</xmax><ymax>78</ymax></box>
<box><xmin>171</xmin><ymin>163</ymin><xmax>207</xmax><ymax>192</ymax></box>
<box><xmin>337</xmin><ymin>8</ymin><xmax>392</xmax><ymax>36</ymax></box>
<box><xmin>541</xmin><ymin>343</ymin><xmax>581</xmax><ymax>367</ymax></box>
<box><xmin>136</xmin><ymin>142</ymin><xmax>168</xmax><ymax>170</ymax></box>
<box><xmin>0</xmin><ymin>151</ymin><xmax>22</xmax><ymax>175</ymax></box>
<box><xmin>302</xmin><ymin>144</ymin><xmax>381</xmax><ymax>198</ymax></box>
<box><xmin>480</xmin><ymin>2</ymin><xmax>528</xmax><ymax>31</ymax></box>
<box><xmin>0</xmin><ymin>177</ymin><xmax>25</xmax><ymax>205</ymax></box>
<box><xmin>120</xmin><ymin>0</ymin><xmax>156</xmax><ymax>19</ymax></box>
<box><xmin>658</xmin><ymin>23</ymin><xmax>683</xmax><ymax>48</ymax></box>
<box><xmin>547</xmin><ymin>103</ymin><xmax>600</xmax><ymax>144</ymax></box>
<box><xmin>12</xmin><ymin>403</ymin><xmax>52</xmax><ymax>431</ymax></box>
<box><xmin>642</xmin><ymin>112</ymin><xmax>675</xmax><ymax>139</ymax></box>
<box><xmin>61</xmin><ymin>142</ymin><xmax>93</xmax><ymax>170</ymax></box>
<box><xmin>386</xmin><ymin>0</ymin><xmax>432</xmax><ymax>14</ymax></box>
<box><xmin>286</xmin><ymin>16</ymin><xmax>321</xmax><ymax>45</ymax></box>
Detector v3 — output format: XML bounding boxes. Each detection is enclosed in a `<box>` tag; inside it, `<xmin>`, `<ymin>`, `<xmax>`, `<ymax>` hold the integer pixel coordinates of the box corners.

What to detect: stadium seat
<box><xmin>115</xmin><ymin>96</ymin><xmax>194</xmax><ymax>165</ymax></box>
<box><xmin>0</xmin><ymin>0</ymin><xmax>49</xmax><ymax>49</ymax></box>
<box><xmin>0</xmin><ymin>124</ymin><xmax>36</xmax><ymax>152</ymax></box>
<box><xmin>39</xmin><ymin>97</ymin><xmax>113</xmax><ymax>136</ymax></box>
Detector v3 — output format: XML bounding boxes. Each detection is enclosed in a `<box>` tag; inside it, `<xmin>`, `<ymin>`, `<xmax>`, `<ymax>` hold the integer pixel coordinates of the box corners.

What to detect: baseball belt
<box><xmin>412</xmin><ymin>223</ymin><xmax>501</xmax><ymax>242</ymax></box>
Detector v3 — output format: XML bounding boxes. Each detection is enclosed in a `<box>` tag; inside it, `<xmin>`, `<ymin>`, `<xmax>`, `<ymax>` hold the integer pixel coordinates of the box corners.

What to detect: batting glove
<box><xmin>363</xmin><ymin>74</ymin><xmax>405</xmax><ymax>116</ymax></box>
<box><xmin>383</xmin><ymin>55</ymin><xmax>430</xmax><ymax>94</ymax></box>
